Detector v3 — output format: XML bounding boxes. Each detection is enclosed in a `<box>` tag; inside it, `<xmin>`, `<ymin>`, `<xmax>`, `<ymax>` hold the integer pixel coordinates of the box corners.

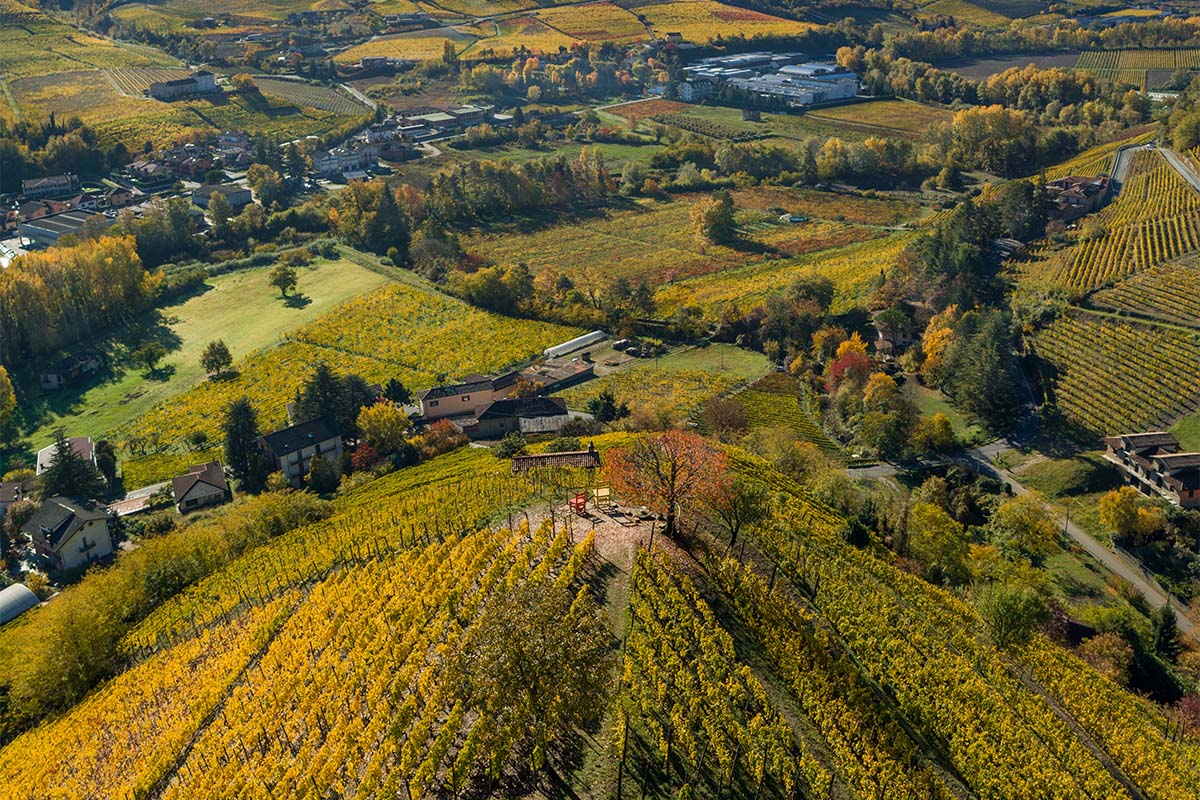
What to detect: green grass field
<box><xmin>21</xmin><ymin>257</ymin><xmax>391</xmax><ymax>451</ymax></box>
<box><xmin>908</xmin><ymin>382</ymin><xmax>987</xmax><ymax>445</ymax></box>
<box><xmin>1170</xmin><ymin>409</ymin><xmax>1200</xmax><ymax>451</ymax></box>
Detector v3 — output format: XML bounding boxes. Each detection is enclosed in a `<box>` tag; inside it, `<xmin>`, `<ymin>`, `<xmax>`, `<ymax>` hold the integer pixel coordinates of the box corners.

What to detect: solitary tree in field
<box><xmin>606</xmin><ymin>430</ymin><xmax>728</xmax><ymax>540</ymax></box>
<box><xmin>201</xmin><ymin>339</ymin><xmax>233</xmax><ymax>378</ymax></box>
<box><xmin>132</xmin><ymin>341</ymin><xmax>167</xmax><ymax>374</ymax></box>
<box><xmin>690</xmin><ymin>188</ymin><xmax>737</xmax><ymax>244</ymax></box>
<box><xmin>269</xmin><ymin>263</ymin><xmax>298</xmax><ymax>298</ymax></box>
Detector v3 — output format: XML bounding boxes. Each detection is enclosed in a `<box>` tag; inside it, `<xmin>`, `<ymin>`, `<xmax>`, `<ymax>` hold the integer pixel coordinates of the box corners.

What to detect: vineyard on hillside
<box><xmin>254</xmin><ymin>77</ymin><xmax>370</xmax><ymax>114</ymax></box>
<box><xmin>1092</xmin><ymin>261</ymin><xmax>1200</xmax><ymax>327</ymax></box>
<box><xmin>723</xmin><ymin>373</ymin><xmax>842</xmax><ymax>455</ymax></box>
<box><xmin>2</xmin><ymin>438</ymin><xmax>1198</xmax><ymax>798</ymax></box>
<box><xmin>656</xmin><ymin>233</ymin><xmax>913</xmax><ymax>316</ymax></box>
<box><xmin>467</xmin><ymin>196</ymin><xmax>883</xmax><ymax>287</ymax></box>
<box><xmin>1033</xmin><ymin>312</ymin><xmax>1200</xmax><ymax>434</ymax></box>
<box><xmin>1020</xmin><ymin>150</ymin><xmax>1200</xmax><ymax>292</ymax></box>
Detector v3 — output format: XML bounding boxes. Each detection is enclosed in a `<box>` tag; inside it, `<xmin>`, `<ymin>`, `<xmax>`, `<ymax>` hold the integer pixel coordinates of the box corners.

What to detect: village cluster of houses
<box><xmin>666</xmin><ymin>52</ymin><xmax>860</xmax><ymax>107</ymax></box>
<box><xmin>2</xmin><ymin>131</ymin><xmax>264</xmax><ymax>249</ymax></box>
<box><xmin>310</xmin><ymin>105</ymin><xmax>507</xmax><ymax>179</ymax></box>
<box><xmin>1104</xmin><ymin>432</ymin><xmax>1200</xmax><ymax>509</ymax></box>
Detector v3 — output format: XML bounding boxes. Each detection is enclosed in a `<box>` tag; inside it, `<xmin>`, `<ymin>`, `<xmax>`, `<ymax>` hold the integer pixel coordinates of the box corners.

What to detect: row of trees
<box><xmin>0</xmin><ymin>236</ymin><xmax>161</xmax><ymax>368</ymax></box>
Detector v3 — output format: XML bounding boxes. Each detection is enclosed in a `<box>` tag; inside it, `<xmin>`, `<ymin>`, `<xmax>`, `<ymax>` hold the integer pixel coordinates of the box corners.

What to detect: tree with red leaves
<box><xmin>826</xmin><ymin>350</ymin><xmax>872</xmax><ymax>392</ymax></box>
<box><xmin>605</xmin><ymin>431</ymin><xmax>728</xmax><ymax>540</ymax></box>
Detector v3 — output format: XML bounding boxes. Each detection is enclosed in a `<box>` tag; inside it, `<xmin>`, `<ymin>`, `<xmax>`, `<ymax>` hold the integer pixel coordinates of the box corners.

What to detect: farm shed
<box><xmin>0</xmin><ymin>584</ymin><xmax>40</xmax><ymax>626</ymax></box>
<box><xmin>544</xmin><ymin>331</ymin><xmax>605</xmax><ymax>359</ymax></box>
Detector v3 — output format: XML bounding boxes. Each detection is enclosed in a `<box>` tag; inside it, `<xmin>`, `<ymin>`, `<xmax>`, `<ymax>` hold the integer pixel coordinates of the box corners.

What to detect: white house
<box><xmin>22</xmin><ymin>497</ymin><xmax>113</xmax><ymax>572</ymax></box>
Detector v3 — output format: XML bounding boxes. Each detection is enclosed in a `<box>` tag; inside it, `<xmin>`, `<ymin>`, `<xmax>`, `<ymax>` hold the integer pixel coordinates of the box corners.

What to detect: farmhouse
<box><xmin>260</xmin><ymin>419</ymin><xmax>344</xmax><ymax>488</ymax></box>
<box><xmin>460</xmin><ymin>397</ymin><xmax>570</xmax><ymax>440</ymax></box>
<box><xmin>36</xmin><ymin>436</ymin><xmax>96</xmax><ymax>475</ymax></box>
<box><xmin>0</xmin><ymin>584</ymin><xmax>40</xmax><ymax>627</ymax></box>
<box><xmin>1047</xmin><ymin>176</ymin><xmax>1109</xmax><ymax>222</ymax></box>
<box><xmin>149</xmin><ymin>70</ymin><xmax>218</xmax><ymax>101</ymax></box>
<box><xmin>171</xmin><ymin>461</ymin><xmax>232</xmax><ymax>514</ymax></box>
<box><xmin>192</xmin><ymin>184</ymin><xmax>253</xmax><ymax>209</ymax></box>
<box><xmin>18</xmin><ymin>209</ymin><xmax>111</xmax><ymax>248</ymax></box>
<box><xmin>418</xmin><ymin>377</ymin><xmax>499</xmax><ymax>421</ymax></box>
<box><xmin>21</xmin><ymin>497</ymin><xmax>114</xmax><ymax>572</ymax></box>
<box><xmin>21</xmin><ymin>174</ymin><xmax>80</xmax><ymax>200</ymax></box>
<box><xmin>39</xmin><ymin>350</ymin><xmax>103</xmax><ymax>390</ymax></box>
<box><xmin>1103</xmin><ymin>432</ymin><xmax>1200</xmax><ymax>508</ymax></box>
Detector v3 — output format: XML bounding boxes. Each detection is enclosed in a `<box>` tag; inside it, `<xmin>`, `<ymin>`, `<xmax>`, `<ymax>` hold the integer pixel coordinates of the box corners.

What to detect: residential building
<box><xmin>418</xmin><ymin>377</ymin><xmax>498</xmax><ymax>421</ymax></box>
<box><xmin>460</xmin><ymin>397</ymin><xmax>570</xmax><ymax>440</ymax></box>
<box><xmin>0</xmin><ymin>482</ymin><xmax>25</xmax><ymax>515</ymax></box>
<box><xmin>22</xmin><ymin>496</ymin><xmax>114</xmax><ymax>572</ymax></box>
<box><xmin>1047</xmin><ymin>175</ymin><xmax>1109</xmax><ymax>222</ymax></box>
<box><xmin>149</xmin><ymin>70</ymin><xmax>218</xmax><ymax>101</ymax></box>
<box><xmin>260</xmin><ymin>418</ymin><xmax>343</xmax><ymax>488</ymax></box>
<box><xmin>18</xmin><ymin>209</ymin><xmax>111</xmax><ymax>248</ymax></box>
<box><xmin>171</xmin><ymin>461</ymin><xmax>233</xmax><ymax>513</ymax></box>
<box><xmin>105</xmin><ymin>186</ymin><xmax>139</xmax><ymax>209</ymax></box>
<box><xmin>678</xmin><ymin>79</ymin><xmax>713</xmax><ymax>102</ymax></box>
<box><xmin>21</xmin><ymin>174</ymin><xmax>80</xmax><ymax>200</ymax></box>
<box><xmin>0</xmin><ymin>584</ymin><xmax>40</xmax><ymax>627</ymax></box>
<box><xmin>312</xmin><ymin>142</ymin><xmax>380</xmax><ymax>178</ymax></box>
<box><xmin>511</xmin><ymin>442</ymin><xmax>602</xmax><ymax>474</ymax></box>
<box><xmin>35</xmin><ymin>436</ymin><xmax>95</xmax><ymax>475</ymax></box>
<box><xmin>192</xmin><ymin>184</ymin><xmax>252</xmax><ymax>209</ymax></box>
<box><xmin>39</xmin><ymin>351</ymin><xmax>102</xmax><ymax>390</ymax></box>
<box><xmin>1103</xmin><ymin>432</ymin><xmax>1200</xmax><ymax>508</ymax></box>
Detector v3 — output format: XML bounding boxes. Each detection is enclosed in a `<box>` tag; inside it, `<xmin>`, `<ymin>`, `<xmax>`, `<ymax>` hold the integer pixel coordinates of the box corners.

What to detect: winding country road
<box><xmin>849</xmin><ymin>443</ymin><xmax>1198</xmax><ymax>643</ymax></box>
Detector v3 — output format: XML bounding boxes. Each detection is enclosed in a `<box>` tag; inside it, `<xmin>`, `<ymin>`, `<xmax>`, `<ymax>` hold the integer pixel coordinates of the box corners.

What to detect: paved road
<box><xmin>849</xmin><ymin>443</ymin><xmax>1197</xmax><ymax>642</ymax></box>
<box><xmin>1160</xmin><ymin>147</ymin><xmax>1200</xmax><ymax>194</ymax></box>
<box><xmin>968</xmin><ymin>446</ymin><xmax>1197</xmax><ymax>642</ymax></box>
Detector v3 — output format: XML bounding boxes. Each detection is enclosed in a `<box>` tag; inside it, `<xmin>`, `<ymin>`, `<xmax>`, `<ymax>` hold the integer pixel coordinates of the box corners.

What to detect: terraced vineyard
<box><xmin>1021</xmin><ymin>150</ymin><xmax>1200</xmax><ymax>292</ymax></box>
<box><xmin>1092</xmin><ymin>261</ymin><xmax>1200</xmax><ymax>327</ymax></box>
<box><xmin>728</xmin><ymin>373</ymin><xmax>842</xmax><ymax>454</ymax></box>
<box><xmin>1033</xmin><ymin>313</ymin><xmax>1200</xmax><ymax>434</ymax></box>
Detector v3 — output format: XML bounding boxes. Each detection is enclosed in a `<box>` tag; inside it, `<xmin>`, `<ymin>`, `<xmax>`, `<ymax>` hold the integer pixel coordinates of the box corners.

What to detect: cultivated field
<box><xmin>1093</xmin><ymin>261</ymin><xmax>1200</xmax><ymax>328</ymax></box>
<box><xmin>603</xmin><ymin>98</ymin><xmax>689</xmax><ymax>125</ymax></box>
<box><xmin>940</xmin><ymin>51</ymin><xmax>1080</xmax><ymax>81</ymax></box>
<box><xmin>919</xmin><ymin>0</ymin><xmax>1010</xmax><ymax>26</ymax></box>
<box><xmin>338</xmin><ymin>0</ymin><xmax>808</xmax><ymax>62</ymax></box>
<box><xmin>465</xmin><ymin>194</ymin><xmax>887</xmax><ymax>287</ymax></box>
<box><xmin>557</xmin><ymin>344</ymin><xmax>769</xmax><ymax>420</ymax></box>
<box><xmin>0</xmin><ymin>0</ymin><xmax>180</xmax><ymax>80</ymax></box>
<box><xmin>106</xmin><ymin>67</ymin><xmax>192</xmax><ymax>95</ymax></box>
<box><xmin>731</xmin><ymin>185</ymin><xmax>923</xmax><ymax>226</ymax></box>
<box><xmin>1034</xmin><ymin>312</ymin><xmax>1200</xmax><ymax>434</ymax></box>
<box><xmin>656</xmin><ymin>232</ymin><xmax>914</xmax><ymax>316</ymax></box>
<box><xmin>804</xmin><ymin>98</ymin><xmax>956</xmax><ymax>138</ymax></box>
<box><xmin>9</xmin><ymin>70</ymin><xmax>366</xmax><ymax>147</ymax></box>
<box><xmin>254</xmin><ymin>77</ymin><xmax>371</xmax><ymax>114</ymax></box>
<box><xmin>537</xmin><ymin>1</ymin><xmax>648</xmax><ymax>42</ymax></box>
<box><xmin>1021</xmin><ymin>149</ymin><xmax>1200</xmax><ymax>292</ymax></box>
<box><xmin>721</xmin><ymin>372</ymin><xmax>842</xmax><ymax>454</ymax></box>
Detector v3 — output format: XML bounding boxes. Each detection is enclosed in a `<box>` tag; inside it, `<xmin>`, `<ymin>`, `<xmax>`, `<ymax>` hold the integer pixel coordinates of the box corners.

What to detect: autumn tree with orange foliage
<box><xmin>605</xmin><ymin>431</ymin><xmax>727</xmax><ymax>539</ymax></box>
